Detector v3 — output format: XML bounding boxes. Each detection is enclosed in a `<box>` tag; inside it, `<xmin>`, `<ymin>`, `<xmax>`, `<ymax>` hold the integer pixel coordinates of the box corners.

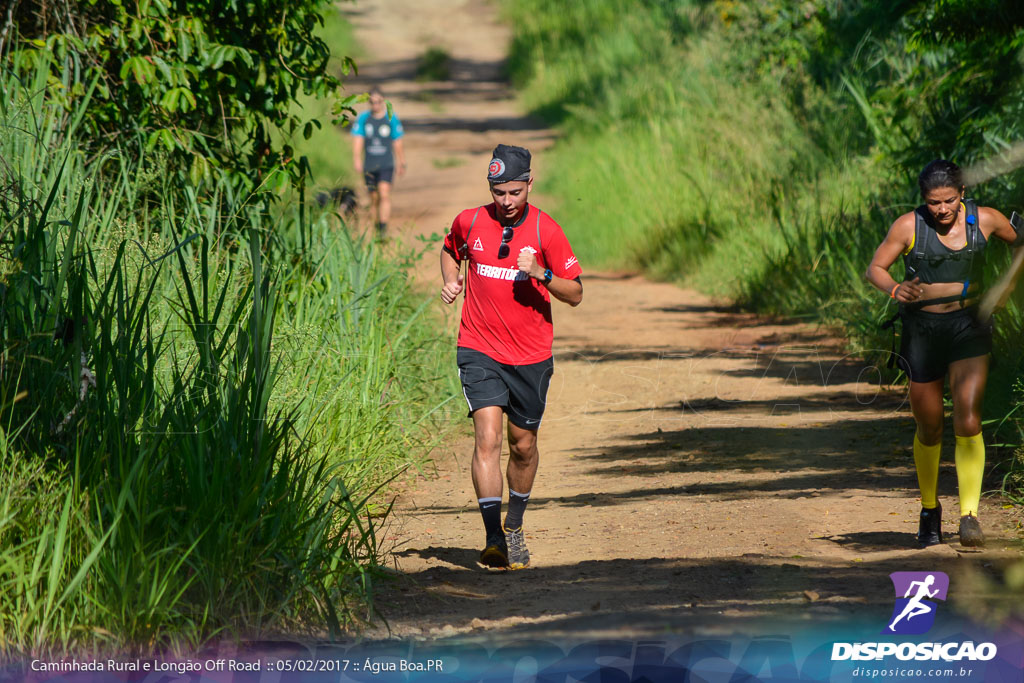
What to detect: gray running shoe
<box><xmin>478</xmin><ymin>532</ymin><xmax>509</xmax><ymax>569</ymax></box>
<box><xmin>958</xmin><ymin>514</ymin><xmax>985</xmax><ymax>548</ymax></box>
<box><xmin>504</xmin><ymin>526</ymin><xmax>530</xmax><ymax>569</ymax></box>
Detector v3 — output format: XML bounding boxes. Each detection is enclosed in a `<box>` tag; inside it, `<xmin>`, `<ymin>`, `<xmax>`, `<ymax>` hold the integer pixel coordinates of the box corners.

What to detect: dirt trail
<box><xmin>342</xmin><ymin>0</ymin><xmax>1023</xmax><ymax>640</ymax></box>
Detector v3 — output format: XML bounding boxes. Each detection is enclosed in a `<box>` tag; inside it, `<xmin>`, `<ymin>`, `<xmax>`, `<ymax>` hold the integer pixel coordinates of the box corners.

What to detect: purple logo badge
<box><xmin>883</xmin><ymin>572</ymin><xmax>949</xmax><ymax>635</ymax></box>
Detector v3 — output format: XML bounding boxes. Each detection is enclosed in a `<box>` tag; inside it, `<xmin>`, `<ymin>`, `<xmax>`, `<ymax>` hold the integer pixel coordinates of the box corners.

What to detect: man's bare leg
<box><xmin>504</xmin><ymin>421</ymin><xmax>539</xmax><ymax>568</ymax></box>
<box><xmin>471</xmin><ymin>406</ymin><xmax>508</xmax><ymax>567</ymax></box>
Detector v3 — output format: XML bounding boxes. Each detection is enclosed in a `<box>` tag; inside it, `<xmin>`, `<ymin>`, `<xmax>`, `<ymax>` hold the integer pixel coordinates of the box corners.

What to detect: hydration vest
<box><xmin>902</xmin><ymin>199</ymin><xmax>986</xmax><ymax>290</ymax></box>
<box><xmin>881</xmin><ymin>199</ymin><xmax>987</xmax><ymax>368</ymax></box>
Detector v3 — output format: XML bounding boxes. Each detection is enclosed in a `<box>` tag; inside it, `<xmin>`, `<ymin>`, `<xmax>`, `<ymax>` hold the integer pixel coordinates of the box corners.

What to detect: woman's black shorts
<box><xmin>457</xmin><ymin>347</ymin><xmax>554</xmax><ymax>430</ymax></box>
<box><xmin>896</xmin><ymin>307</ymin><xmax>992</xmax><ymax>383</ymax></box>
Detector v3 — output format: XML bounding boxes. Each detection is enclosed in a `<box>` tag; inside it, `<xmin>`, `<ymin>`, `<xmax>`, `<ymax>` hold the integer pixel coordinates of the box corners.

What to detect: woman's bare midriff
<box><xmin>914</xmin><ymin>280</ymin><xmax>981</xmax><ymax>313</ymax></box>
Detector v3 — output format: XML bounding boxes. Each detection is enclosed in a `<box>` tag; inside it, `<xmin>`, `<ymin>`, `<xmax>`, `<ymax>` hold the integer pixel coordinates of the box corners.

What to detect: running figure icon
<box><xmin>888</xmin><ymin>574</ymin><xmax>939</xmax><ymax>632</ymax></box>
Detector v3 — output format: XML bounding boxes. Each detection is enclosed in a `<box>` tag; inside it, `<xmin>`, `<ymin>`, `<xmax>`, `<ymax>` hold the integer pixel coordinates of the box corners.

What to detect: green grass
<box><xmin>432</xmin><ymin>157</ymin><xmax>465</xmax><ymax>169</ymax></box>
<box><xmin>506</xmin><ymin>4</ymin><xmax>826</xmax><ymax>277</ymax></box>
<box><xmin>506</xmin><ymin>0</ymin><xmax>1024</xmax><ymax>500</ymax></box>
<box><xmin>415</xmin><ymin>46</ymin><xmax>451</xmax><ymax>82</ymax></box>
<box><xmin>0</xmin><ymin>37</ymin><xmax>455</xmax><ymax>657</ymax></box>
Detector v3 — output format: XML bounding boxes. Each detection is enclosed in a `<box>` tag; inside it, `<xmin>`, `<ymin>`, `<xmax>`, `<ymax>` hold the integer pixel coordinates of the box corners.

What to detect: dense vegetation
<box><xmin>0</xmin><ymin>2</ymin><xmax>450</xmax><ymax>656</ymax></box>
<box><xmin>507</xmin><ymin>0</ymin><xmax>1024</xmax><ymax>500</ymax></box>
<box><xmin>5</xmin><ymin>0</ymin><xmax>358</xmax><ymax>188</ymax></box>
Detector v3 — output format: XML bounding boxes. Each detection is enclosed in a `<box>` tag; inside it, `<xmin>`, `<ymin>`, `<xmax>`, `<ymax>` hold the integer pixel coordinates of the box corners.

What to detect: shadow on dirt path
<box><xmin>342</xmin><ymin>0</ymin><xmax>1024</xmax><ymax>642</ymax></box>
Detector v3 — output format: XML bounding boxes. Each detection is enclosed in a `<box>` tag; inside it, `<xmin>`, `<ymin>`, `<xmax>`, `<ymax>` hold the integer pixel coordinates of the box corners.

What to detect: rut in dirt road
<box><xmin>343</xmin><ymin>0</ymin><xmax>1024</xmax><ymax>640</ymax></box>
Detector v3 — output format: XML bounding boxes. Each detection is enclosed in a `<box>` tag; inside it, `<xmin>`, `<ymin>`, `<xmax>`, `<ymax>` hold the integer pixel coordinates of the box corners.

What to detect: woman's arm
<box><xmin>980</xmin><ymin>206</ymin><xmax>1020</xmax><ymax>245</ymax></box>
<box><xmin>977</xmin><ymin>206</ymin><xmax>1024</xmax><ymax>321</ymax></box>
<box><xmin>865</xmin><ymin>213</ymin><xmax>923</xmax><ymax>303</ymax></box>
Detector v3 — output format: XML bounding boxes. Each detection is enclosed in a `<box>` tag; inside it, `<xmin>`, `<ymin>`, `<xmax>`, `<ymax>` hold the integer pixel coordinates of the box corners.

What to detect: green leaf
<box><xmin>159</xmin><ymin>88</ymin><xmax>180</xmax><ymax>112</ymax></box>
<box><xmin>179</xmin><ymin>88</ymin><xmax>197</xmax><ymax>111</ymax></box>
<box><xmin>150</xmin><ymin>54</ymin><xmax>173</xmax><ymax>83</ymax></box>
<box><xmin>209</xmin><ymin>45</ymin><xmax>227</xmax><ymax>70</ymax></box>
<box><xmin>178</xmin><ymin>27</ymin><xmax>192</xmax><ymax>60</ymax></box>
<box><xmin>159</xmin><ymin>87</ymin><xmax>196</xmax><ymax>113</ymax></box>
<box><xmin>189</xmin><ymin>153</ymin><xmax>211</xmax><ymax>185</ymax></box>
<box><xmin>120</xmin><ymin>56</ymin><xmax>156</xmax><ymax>85</ymax></box>
<box><xmin>145</xmin><ymin>128</ymin><xmax>176</xmax><ymax>152</ymax></box>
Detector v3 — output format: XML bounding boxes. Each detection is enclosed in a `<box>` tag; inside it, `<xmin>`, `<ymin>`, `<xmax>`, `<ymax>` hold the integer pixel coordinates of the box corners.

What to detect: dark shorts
<box><xmin>457</xmin><ymin>347</ymin><xmax>554</xmax><ymax>430</ymax></box>
<box><xmin>896</xmin><ymin>307</ymin><xmax>992</xmax><ymax>383</ymax></box>
<box><xmin>363</xmin><ymin>167</ymin><xmax>394</xmax><ymax>191</ymax></box>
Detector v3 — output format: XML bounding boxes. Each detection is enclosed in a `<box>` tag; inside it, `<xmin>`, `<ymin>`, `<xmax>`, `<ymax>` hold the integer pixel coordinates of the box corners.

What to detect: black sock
<box><xmin>478</xmin><ymin>497</ymin><xmax>502</xmax><ymax>538</ymax></box>
<box><xmin>504</xmin><ymin>489</ymin><xmax>531</xmax><ymax>530</ymax></box>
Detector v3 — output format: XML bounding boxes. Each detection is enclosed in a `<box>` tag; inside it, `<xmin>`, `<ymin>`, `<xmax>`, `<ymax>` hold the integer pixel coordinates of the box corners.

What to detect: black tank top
<box><xmin>902</xmin><ymin>199</ymin><xmax>986</xmax><ymax>286</ymax></box>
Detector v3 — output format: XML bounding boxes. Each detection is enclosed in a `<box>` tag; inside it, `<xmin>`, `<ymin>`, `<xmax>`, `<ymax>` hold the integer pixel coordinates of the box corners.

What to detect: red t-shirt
<box><xmin>443</xmin><ymin>203</ymin><xmax>583</xmax><ymax>365</ymax></box>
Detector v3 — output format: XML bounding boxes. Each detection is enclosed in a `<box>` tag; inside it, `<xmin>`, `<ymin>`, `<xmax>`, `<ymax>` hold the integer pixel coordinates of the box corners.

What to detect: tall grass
<box><xmin>507</xmin><ymin>1</ymin><xmax>1024</xmax><ymax>482</ymax></box>
<box><xmin>506</xmin><ymin>3</ymin><xmax>829</xmax><ymax>279</ymax></box>
<box><xmin>0</xmin><ymin>46</ymin><xmax>453</xmax><ymax>657</ymax></box>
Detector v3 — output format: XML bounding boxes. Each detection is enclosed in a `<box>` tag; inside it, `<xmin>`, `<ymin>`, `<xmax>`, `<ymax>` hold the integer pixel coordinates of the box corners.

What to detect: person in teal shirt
<box><xmin>351</xmin><ymin>86</ymin><xmax>406</xmax><ymax>237</ymax></box>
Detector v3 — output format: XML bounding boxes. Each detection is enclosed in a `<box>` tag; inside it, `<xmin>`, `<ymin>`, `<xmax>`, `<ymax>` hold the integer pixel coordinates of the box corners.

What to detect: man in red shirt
<box><xmin>440</xmin><ymin>144</ymin><xmax>583</xmax><ymax>570</ymax></box>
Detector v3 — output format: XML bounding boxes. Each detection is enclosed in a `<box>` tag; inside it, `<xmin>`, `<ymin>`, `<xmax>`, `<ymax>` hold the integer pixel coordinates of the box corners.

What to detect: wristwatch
<box><xmin>542</xmin><ymin>268</ymin><xmax>553</xmax><ymax>285</ymax></box>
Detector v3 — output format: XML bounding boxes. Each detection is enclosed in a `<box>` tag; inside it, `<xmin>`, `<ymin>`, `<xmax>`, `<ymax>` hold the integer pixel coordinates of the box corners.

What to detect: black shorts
<box><xmin>457</xmin><ymin>347</ymin><xmax>554</xmax><ymax>430</ymax></box>
<box><xmin>363</xmin><ymin>167</ymin><xmax>394</xmax><ymax>191</ymax></box>
<box><xmin>896</xmin><ymin>307</ymin><xmax>992</xmax><ymax>383</ymax></box>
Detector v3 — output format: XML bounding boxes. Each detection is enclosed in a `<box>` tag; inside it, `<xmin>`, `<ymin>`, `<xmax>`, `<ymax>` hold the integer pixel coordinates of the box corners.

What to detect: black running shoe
<box><xmin>478</xmin><ymin>532</ymin><xmax>509</xmax><ymax>569</ymax></box>
<box><xmin>958</xmin><ymin>514</ymin><xmax>985</xmax><ymax>548</ymax></box>
<box><xmin>917</xmin><ymin>504</ymin><xmax>942</xmax><ymax>547</ymax></box>
<box><xmin>504</xmin><ymin>526</ymin><xmax>531</xmax><ymax>570</ymax></box>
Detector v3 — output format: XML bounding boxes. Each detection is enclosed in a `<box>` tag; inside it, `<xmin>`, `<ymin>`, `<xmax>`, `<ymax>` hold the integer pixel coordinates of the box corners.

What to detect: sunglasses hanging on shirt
<box><xmin>497</xmin><ymin>226</ymin><xmax>514</xmax><ymax>259</ymax></box>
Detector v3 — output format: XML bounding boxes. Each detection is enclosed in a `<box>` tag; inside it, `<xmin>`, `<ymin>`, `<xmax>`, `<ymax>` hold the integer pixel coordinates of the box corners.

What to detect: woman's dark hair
<box><xmin>918</xmin><ymin>159</ymin><xmax>963</xmax><ymax>196</ymax></box>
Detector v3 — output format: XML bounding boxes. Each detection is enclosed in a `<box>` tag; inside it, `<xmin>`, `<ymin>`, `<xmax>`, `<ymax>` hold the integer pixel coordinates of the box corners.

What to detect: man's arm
<box><xmin>516</xmin><ymin>251</ymin><xmax>582</xmax><ymax>306</ymax></box>
<box><xmin>440</xmin><ymin>248</ymin><xmax>464</xmax><ymax>304</ymax></box>
<box><xmin>545</xmin><ymin>274</ymin><xmax>583</xmax><ymax>307</ymax></box>
<box><xmin>352</xmin><ymin>136</ymin><xmax>364</xmax><ymax>174</ymax></box>
<box><xmin>393</xmin><ymin>138</ymin><xmax>406</xmax><ymax>178</ymax></box>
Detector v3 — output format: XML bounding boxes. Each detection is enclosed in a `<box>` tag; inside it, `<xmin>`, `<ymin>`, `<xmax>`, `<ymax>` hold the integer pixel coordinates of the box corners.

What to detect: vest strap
<box><xmin>458</xmin><ymin>207</ymin><xmax>483</xmax><ymax>259</ymax></box>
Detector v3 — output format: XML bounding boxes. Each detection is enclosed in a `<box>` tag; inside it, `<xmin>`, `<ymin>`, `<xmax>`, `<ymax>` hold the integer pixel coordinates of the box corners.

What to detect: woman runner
<box><xmin>866</xmin><ymin>159</ymin><xmax>1024</xmax><ymax>548</ymax></box>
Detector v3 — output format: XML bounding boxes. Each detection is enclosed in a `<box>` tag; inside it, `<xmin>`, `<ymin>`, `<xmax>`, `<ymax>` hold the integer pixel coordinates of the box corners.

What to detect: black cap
<box><xmin>487</xmin><ymin>144</ymin><xmax>531</xmax><ymax>184</ymax></box>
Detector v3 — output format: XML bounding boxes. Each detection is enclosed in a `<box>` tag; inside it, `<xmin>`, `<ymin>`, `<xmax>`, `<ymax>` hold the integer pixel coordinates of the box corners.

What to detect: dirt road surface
<box><xmin>341</xmin><ymin>0</ymin><xmax>1023</xmax><ymax>641</ymax></box>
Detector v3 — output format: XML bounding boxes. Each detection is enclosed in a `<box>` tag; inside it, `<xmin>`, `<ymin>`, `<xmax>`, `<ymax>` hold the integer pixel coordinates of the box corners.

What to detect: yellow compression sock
<box><xmin>955</xmin><ymin>433</ymin><xmax>985</xmax><ymax>517</ymax></box>
<box><xmin>913</xmin><ymin>434</ymin><xmax>941</xmax><ymax>509</ymax></box>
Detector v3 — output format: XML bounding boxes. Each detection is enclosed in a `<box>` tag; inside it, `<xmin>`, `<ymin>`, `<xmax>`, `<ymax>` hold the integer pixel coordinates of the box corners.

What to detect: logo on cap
<box><xmin>488</xmin><ymin>158</ymin><xmax>505</xmax><ymax>179</ymax></box>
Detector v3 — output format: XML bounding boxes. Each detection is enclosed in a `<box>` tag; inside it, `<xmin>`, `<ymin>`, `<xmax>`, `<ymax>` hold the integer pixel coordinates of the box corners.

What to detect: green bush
<box><xmin>416</xmin><ymin>47</ymin><xmax>451</xmax><ymax>81</ymax></box>
<box><xmin>3</xmin><ymin>0</ymin><xmax>359</xmax><ymax>188</ymax></box>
